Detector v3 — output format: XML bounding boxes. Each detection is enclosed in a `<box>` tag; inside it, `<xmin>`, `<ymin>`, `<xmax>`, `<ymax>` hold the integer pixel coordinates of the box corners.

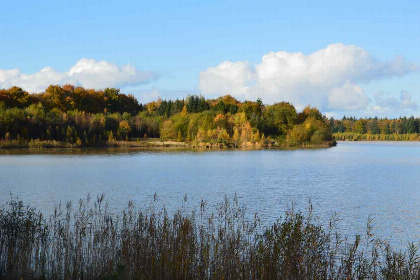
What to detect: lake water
<box><xmin>0</xmin><ymin>141</ymin><xmax>419</xmax><ymax>247</ymax></box>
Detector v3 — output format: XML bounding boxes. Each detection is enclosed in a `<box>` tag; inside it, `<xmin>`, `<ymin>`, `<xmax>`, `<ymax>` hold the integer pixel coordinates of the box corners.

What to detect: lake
<box><xmin>0</xmin><ymin>141</ymin><xmax>419</xmax><ymax>247</ymax></box>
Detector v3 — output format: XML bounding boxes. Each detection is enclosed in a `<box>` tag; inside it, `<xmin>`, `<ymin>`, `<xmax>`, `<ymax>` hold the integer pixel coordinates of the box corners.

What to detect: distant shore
<box><xmin>333</xmin><ymin>132</ymin><xmax>420</xmax><ymax>141</ymax></box>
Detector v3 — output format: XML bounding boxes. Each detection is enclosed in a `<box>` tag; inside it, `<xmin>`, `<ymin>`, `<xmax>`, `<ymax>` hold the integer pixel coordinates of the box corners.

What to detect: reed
<box><xmin>0</xmin><ymin>139</ymin><xmax>76</xmax><ymax>149</ymax></box>
<box><xmin>0</xmin><ymin>195</ymin><xmax>418</xmax><ymax>279</ymax></box>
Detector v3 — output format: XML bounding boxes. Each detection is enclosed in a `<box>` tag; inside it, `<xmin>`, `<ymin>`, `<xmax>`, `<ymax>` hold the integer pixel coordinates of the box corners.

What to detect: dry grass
<box><xmin>0</xmin><ymin>195</ymin><xmax>418</xmax><ymax>279</ymax></box>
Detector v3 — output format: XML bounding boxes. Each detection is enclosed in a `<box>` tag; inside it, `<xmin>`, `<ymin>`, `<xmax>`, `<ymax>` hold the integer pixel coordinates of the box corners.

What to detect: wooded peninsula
<box><xmin>0</xmin><ymin>85</ymin><xmax>335</xmax><ymax>149</ymax></box>
<box><xmin>0</xmin><ymin>85</ymin><xmax>419</xmax><ymax>149</ymax></box>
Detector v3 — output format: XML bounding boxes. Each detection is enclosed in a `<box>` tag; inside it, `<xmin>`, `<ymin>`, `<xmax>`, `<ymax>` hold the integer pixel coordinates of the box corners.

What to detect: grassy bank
<box><xmin>0</xmin><ymin>196</ymin><xmax>418</xmax><ymax>279</ymax></box>
<box><xmin>333</xmin><ymin>133</ymin><xmax>420</xmax><ymax>141</ymax></box>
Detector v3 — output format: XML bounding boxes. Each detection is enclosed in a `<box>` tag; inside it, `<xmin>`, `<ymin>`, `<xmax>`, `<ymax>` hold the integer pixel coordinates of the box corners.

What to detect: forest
<box><xmin>330</xmin><ymin>116</ymin><xmax>420</xmax><ymax>141</ymax></box>
<box><xmin>0</xmin><ymin>85</ymin><xmax>334</xmax><ymax>148</ymax></box>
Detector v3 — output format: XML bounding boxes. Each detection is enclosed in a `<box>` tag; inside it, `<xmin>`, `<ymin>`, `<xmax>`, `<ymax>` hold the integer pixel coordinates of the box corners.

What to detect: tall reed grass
<box><xmin>0</xmin><ymin>195</ymin><xmax>418</xmax><ymax>279</ymax></box>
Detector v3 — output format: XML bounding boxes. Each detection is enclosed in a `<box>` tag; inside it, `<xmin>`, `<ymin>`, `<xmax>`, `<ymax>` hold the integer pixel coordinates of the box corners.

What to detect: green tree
<box><xmin>354</xmin><ymin>119</ymin><xmax>367</xmax><ymax>134</ymax></box>
<box><xmin>263</xmin><ymin>102</ymin><xmax>298</xmax><ymax>136</ymax></box>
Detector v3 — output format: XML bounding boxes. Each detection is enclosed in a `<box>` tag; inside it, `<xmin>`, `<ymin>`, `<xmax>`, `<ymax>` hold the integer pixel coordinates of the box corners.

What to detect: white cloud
<box><xmin>373</xmin><ymin>91</ymin><xmax>418</xmax><ymax>112</ymax></box>
<box><xmin>0</xmin><ymin>69</ymin><xmax>21</xmax><ymax>83</ymax></box>
<box><xmin>198</xmin><ymin>61</ymin><xmax>254</xmax><ymax>97</ymax></box>
<box><xmin>199</xmin><ymin>44</ymin><xmax>418</xmax><ymax>111</ymax></box>
<box><xmin>68</xmin><ymin>59</ymin><xmax>156</xmax><ymax>89</ymax></box>
<box><xmin>129</xmin><ymin>88</ymin><xmax>200</xmax><ymax>103</ymax></box>
<box><xmin>131</xmin><ymin>88</ymin><xmax>161</xmax><ymax>103</ymax></box>
<box><xmin>0</xmin><ymin>67</ymin><xmax>72</xmax><ymax>93</ymax></box>
<box><xmin>328</xmin><ymin>81</ymin><xmax>370</xmax><ymax>111</ymax></box>
<box><xmin>0</xmin><ymin>59</ymin><xmax>157</xmax><ymax>93</ymax></box>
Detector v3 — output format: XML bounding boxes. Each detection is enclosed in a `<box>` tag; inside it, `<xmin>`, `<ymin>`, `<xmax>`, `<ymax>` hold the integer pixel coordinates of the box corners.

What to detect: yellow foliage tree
<box><xmin>240</xmin><ymin>122</ymin><xmax>253</xmax><ymax>142</ymax></box>
<box><xmin>196</xmin><ymin>128</ymin><xmax>206</xmax><ymax>142</ymax></box>
<box><xmin>232</xmin><ymin>127</ymin><xmax>240</xmax><ymax>145</ymax></box>
<box><xmin>118</xmin><ymin>120</ymin><xmax>131</xmax><ymax>140</ymax></box>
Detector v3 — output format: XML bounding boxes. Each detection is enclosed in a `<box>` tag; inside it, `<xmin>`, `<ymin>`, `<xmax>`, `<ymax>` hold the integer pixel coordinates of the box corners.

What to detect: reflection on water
<box><xmin>0</xmin><ymin>141</ymin><xmax>419</xmax><ymax>247</ymax></box>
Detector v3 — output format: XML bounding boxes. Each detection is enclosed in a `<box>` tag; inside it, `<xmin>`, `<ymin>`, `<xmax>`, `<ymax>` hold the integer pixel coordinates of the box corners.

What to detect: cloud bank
<box><xmin>328</xmin><ymin>81</ymin><xmax>370</xmax><ymax>111</ymax></box>
<box><xmin>199</xmin><ymin>44</ymin><xmax>418</xmax><ymax>112</ymax></box>
<box><xmin>0</xmin><ymin>59</ymin><xmax>157</xmax><ymax>93</ymax></box>
<box><xmin>372</xmin><ymin>91</ymin><xmax>418</xmax><ymax>113</ymax></box>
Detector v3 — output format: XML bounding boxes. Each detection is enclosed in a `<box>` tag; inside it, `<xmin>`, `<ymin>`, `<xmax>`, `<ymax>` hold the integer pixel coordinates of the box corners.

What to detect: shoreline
<box><xmin>0</xmin><ymin>139</ymin><xmax>336</xmax><ymax>151</ymax></box>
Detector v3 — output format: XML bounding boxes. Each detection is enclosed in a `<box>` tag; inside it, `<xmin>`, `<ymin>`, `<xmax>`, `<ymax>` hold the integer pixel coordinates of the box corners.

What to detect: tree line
<box><xmin>330</xmin><ymin>116</ymin><xmax>420</xmax><ymax>134</ymax></box>
<box><xmin>330</xmin><ymin>116</ymin><xmax>420</xmax><ymax>141</ymax></box>
<box><xmin>0</xmin><ymin>85</ymin><xmax>334</xmax><ymax>147</ymax></box>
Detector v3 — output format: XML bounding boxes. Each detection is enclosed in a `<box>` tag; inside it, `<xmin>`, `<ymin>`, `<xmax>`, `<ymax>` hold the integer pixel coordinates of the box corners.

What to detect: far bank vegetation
<box><xmin>330</xmin><ymin>116</ymin><xmax>420</xmax><ymax>141</ymax></box>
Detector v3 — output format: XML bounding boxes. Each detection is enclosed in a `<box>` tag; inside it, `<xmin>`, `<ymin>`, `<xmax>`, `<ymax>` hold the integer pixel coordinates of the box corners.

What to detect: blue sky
<box><xmin>0</xmin><ymin>0</ymin><xmax>419</xmax><ymax>117</ymax></box>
